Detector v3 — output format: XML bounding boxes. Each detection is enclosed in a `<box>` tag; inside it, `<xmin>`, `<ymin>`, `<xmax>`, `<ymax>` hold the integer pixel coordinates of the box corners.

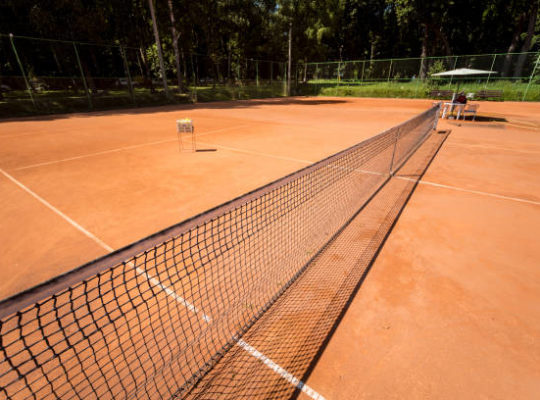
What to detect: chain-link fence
<box><xmin>297</xmin><ymin>52</ymin><xmax>540</xmax><ymax>101</ymax></box>
<box><xmin>1</xmin><ymin>33</ymin><xmax>539</xmax><ymax>117</ymax></box>
<box><xmin>0</xmin><ymin>34</ymin><xmax>288</xmax><ymax>117</ymax></box>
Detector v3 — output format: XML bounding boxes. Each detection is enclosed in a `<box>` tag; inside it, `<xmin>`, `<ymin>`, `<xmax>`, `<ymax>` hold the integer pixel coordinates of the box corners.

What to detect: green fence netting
<box><xmin>1</xmin><ymin>33</ymin><xmax>539</xmax><ymax>117</ymax></box>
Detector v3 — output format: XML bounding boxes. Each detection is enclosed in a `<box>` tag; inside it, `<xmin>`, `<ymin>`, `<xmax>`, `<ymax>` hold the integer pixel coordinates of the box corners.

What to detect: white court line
<box><xmin>1</xmin><ymin>167</ymin><xmax>322</xmax><ymax>396</ymax></box>
<box><xmin>15</xmin><ymin>124</ymin><xmax>252</xmax><ymax>171</ymax></box>
<box><xmin>198</xmin><ymin>141</ymin><xmax>314</xmax><ymax>165</ymax></box>
<box><xmin>398</xmin><ymin>176</ymin><xmax>540</xmax><ymax>206</ymax></box>
<box><xmin>135</xmin><ymin>266</ymin><xmax>211</xmax><ymax>322</ymax></box>
<box><xmin>447</xmin><ymin>141</ymin><xmax>540</xmax><ymax>155</ymax></box>
<box><xmin>0</xmin><ymin>167</ymin><xmax>212</xmax><ymax>322</ymax></box>
<box><xmin>199</xmin><ymin>141</ymin><xmax>389</xmax><ymax>180</ymax></box>
<box><xmin>237</xmin><ymin>339</ymin><xmax>326</xmax><ymax>400</ymax></box>
<box><xmin>202</xmin><ymin>140</ymin><xmax>540</xmax><ymax>207</ymax></box>
<box><xmin>16</xmin><ymin>138</ymin><xmax>178</xmax><ymax>170</ymax></box>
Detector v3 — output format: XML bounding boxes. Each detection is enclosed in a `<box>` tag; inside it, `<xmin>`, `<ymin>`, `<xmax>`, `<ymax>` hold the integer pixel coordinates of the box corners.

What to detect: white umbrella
<box><xmin>432</xmin><ymin>68</ymin><xmax>499</xmax><ymax>102</ymax></box>
<box><xmin>432</xmin><ymin>68</ymin><xmax>497</xmax><ymax>76</ymax></box>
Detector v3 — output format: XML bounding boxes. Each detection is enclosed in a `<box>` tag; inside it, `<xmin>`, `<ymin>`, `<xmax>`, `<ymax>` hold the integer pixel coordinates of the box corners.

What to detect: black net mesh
<box><xmin>0</xmin><ymin>105</ymin><xmax>439</xmax><ymax>400</ymax></box>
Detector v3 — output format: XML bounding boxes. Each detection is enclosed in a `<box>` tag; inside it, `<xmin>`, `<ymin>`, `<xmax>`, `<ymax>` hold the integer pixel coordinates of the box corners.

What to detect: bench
<box><xmin>475</xmin><ymin>90</ymin><xmax>503</xmax><ymax>101</ymax></box>
<box><xmin>429</xmin><ymin>89</ymin><xmax>454</xmax><ymax>99</ymax></box>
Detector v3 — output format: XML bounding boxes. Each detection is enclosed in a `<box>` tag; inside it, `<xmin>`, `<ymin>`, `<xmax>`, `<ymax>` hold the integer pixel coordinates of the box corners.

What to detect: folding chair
<box><xmin>461</xmin><ymin>104</ymin><xmax>479</xmax><ymax>121</ymax></box>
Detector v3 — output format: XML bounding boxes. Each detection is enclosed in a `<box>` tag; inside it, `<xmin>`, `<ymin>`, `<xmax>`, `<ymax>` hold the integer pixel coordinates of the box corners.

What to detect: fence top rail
<box><xmin>1</xmin><ymin>33</ymin><xmax>140</xmax><ymax>50</ymax></box>
<box><xmin>1</xmin><ymin>33</ymin><xmax>285</xmax><ymax>64</ymax></box>
<box><xmin>305</xmin><ymin>50</ymin><xmax>540</xmax><ymax>65</ymax></box>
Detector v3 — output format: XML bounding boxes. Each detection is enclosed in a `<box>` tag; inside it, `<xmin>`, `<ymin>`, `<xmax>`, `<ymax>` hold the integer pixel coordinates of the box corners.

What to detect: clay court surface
<box><xmin>1</xmin><ymin>97</ymin><xmax>540</xmax><ymax>398</ymax></box>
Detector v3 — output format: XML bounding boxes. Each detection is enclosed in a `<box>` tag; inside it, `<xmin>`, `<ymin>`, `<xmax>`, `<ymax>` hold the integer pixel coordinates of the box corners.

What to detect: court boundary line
<box><xmin>199</xmin><ymin>141</ymin><xmax>540</xmax><ymax>206</ymax></box>
<box><xmin>446</xmin><ymin>141</ymin><xmax>540</xmax><ymax>155</ymax></box>
<box><xmin>197</xmin><ymin>141</ymin><xmax>315</xmax><ymax>165</ymax></box>
<box><xmin>398</xmin><ymin>177</ymin><xmax>540</xmax><ymax>206</ymax></box>
<box><xmin>15</xmin><ymin>138</ymin><xmax>178</xmax><ymax>170</ymax></box>
<box><xmin>0</xmin><ymin>166</ymin><xmax>323</xmax><ymax>397</ymax></box>
<box><xmin>0</xmin><ymin>167</ymin><xmax>212</xmax><ymax>323</ymax></box>
<box><xmin>14</xmin><ymin>124</ymin><xmax>252</xmax><ymax>171</ymax></box>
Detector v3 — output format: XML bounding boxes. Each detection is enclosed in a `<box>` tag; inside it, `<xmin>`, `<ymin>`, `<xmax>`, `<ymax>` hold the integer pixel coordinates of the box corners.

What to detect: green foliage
<box><xmin>0</xmin><ymin>0</ymin><xmax>538</xmax><ymax>117</ymax></box>
<box><xmin>298</xmin><ymin>79</ymin><xmax>540</xmax><ymax>101</ymax></box>
<box><xmin>1</xmin><ymin>0</ymin><xmax>538</xmax><ymax>74</ymax></box>
<box><xmin>427</xmin><ymin>60</ymin><xmax>446</xmax><ymax>76</ymax></box>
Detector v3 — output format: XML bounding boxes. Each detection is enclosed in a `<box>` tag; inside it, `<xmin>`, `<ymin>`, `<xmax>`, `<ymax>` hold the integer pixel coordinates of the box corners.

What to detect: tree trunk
<box><xmin>369</xmin><ymin>38</ymin><xmax>376</xmax><ymax>74</ymax></box>
<box><xmin>181</xmin><ymin>49</ymin><xmax>187</xmax><ymax>79</ymax></box>
<box><xmin>502</xmin><ymin>13</ymin><xmax>526</xmax><ymax>77</ymax></box>
<box><xmin>139</xmin><ymin>46</ymin><xmax>155</xmax><ymax>93</ymax></box>
<box><xmin>514</xmin><ymin>0</ymin><xmax>539</xmax><ymax>78</ymax></box>
<box><xmin>147</xmin><ymin>0</ymin><xmax>171</xmax><ymax>98</ymax></box>
<box><xmin>287</xmin><ymin>21</ymin><xmax>292</xmax><ymax>96</ymax></box>
<box><xmin>433</xmin><ymin>25</ymin><xmax>452</xmax><ymax>56</ymax></box>
<box><xmin>167</xmin><ymin>0</ymin><xmax>183</xmax><ymax>91</ymax></box>
<box><xmin>227</xmin><ymin>47</ymin><xmax>231</xmax><ymax>83</ymax></box>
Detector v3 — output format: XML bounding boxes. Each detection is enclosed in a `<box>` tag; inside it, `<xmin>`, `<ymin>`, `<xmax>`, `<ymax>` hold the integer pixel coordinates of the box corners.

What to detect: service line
<box><xmin>15</xmin><ymin>124</ymin><xmax>252</xmax><ymax>171</ymax></box>
<box><xmin>201</xmin><ymin>141</ymin><xmax>540</xmax><ymax>206</ymax></box>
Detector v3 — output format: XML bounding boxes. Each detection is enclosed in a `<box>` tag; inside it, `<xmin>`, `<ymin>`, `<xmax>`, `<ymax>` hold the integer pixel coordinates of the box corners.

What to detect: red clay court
<box><xmin>1</xmin><ymin>97</ymin><xmax>539</xmax><ymax>399</ymax></box>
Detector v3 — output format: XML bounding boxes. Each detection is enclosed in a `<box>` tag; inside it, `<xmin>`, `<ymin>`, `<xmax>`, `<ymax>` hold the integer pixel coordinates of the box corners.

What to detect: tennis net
<box><xmin>0</xmin><ymin>105</ymin><xmax>439</xmax><ymax>400</ymax></box>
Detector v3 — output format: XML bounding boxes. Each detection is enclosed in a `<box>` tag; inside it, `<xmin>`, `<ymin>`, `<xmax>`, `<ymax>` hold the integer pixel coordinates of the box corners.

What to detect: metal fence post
<box><xmin>523</xmin><ymin>52</ymin><xmax>540</xmax><ymax>101</ymax></box>
<box><xmin>449</xmin><ymin>56</ymin><xmax>458</xmax><ymax>86</ymax></box>
<box><xmin>484</xmin><ymin>54</ymin><xmax>497</xmax><ymax>88</ymax></box>
<box><xmin>255</xmin><ymin>60</ymin><xmax>259</xmax><ymax>87</ymax></box>
<box><xmin>9</xmin><ymin>33</ymin><xmax>36</xmax><ymax>109</ymax></box>
<box><xmin>387</xmin><ymin>59</ymin><xmax>393</xmax><ymax>82</ymax></box>
<box><xmin>73</xmin><ymin>42</ymin><xmax>93</xmax><ymax>110</ymax></box>
<box><xmin>283</xmin><ymin>62</ymin><xmax>287</xmax><ymax>96</ymax></box>
<box><xmin>336</xmin><ymin>60</ymin><xmax>341</xmax><ymax>95</ymax></box>
<box><xmin>295</xmin><ymin>62</ymin><xmax>299</xmax><ymax>93</ymax></box>
<box><xmin>419</xmin><ymin>57</ymin><xmax>425</xmax><ymax>80</ymax></box>
<box><xmin>414</xmin><ymin>66</ymin><xmax>421</xmax><ymax>97</ymax></box>
<box><xmin>119</xmin><ymin>45</ymin><xmax>136</xmax><ymax>105</ymax></box>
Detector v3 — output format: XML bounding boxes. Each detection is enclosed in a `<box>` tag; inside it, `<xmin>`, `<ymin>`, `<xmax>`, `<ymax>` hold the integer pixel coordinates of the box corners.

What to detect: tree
<box><xmin>514</xmin><ymin>0</ymin><xmax>539</xmax><ymax>78</ymax></box>
<box><xmin>147</xmin><ymin>0</ymin><xmax>170</xmax><ymax>97</ymax></box>
<box><xmin>167</xmin><ymin>0</ymin><xmax>183</xmax><ymax>91</ymax></box>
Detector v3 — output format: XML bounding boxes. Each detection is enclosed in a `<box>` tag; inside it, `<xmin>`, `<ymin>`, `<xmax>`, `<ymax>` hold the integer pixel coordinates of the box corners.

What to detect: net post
<box><xmin>433</xmin><ymin>103</ymin><xmax>441</xmax><ymax>130</ymax></box>
<box><xmin>9</xmin><ymin>33</ymin><xmax>36</xmax><ymax>110</ymax></box>
<box><xmin>388</xmin><ymin>128</ymin><xmax>400</xmax><ymax>176</ymax></box>
<box><xmin>522</xmin><ymin>52</ymin><xmax>539</xmax><ymax>101</ymax></box>
<box><xmin>119</xmin><ymin>45</ymin><xmax>136</xmax><ymax>105</ymax></box>
<box><xmin>73</xmin><ymin>42</ymin><xmax>93</xmax><ymax>110</ymax></box>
